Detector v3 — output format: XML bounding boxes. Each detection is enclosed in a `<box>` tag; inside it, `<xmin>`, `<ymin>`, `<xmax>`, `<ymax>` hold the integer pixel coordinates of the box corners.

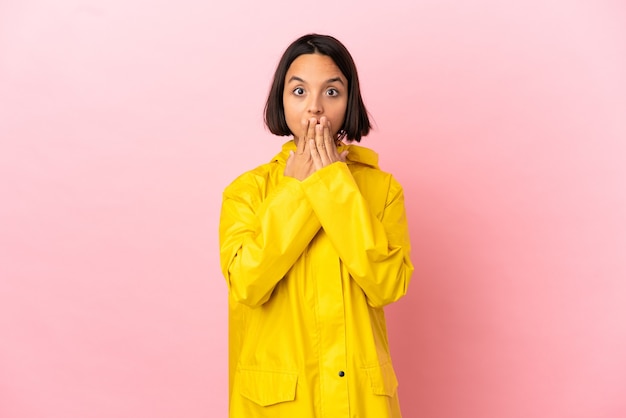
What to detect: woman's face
<box><xmin>283</xmin><ymin>53</ymin><xmax>348</xmax><ymax>143</ymax></box>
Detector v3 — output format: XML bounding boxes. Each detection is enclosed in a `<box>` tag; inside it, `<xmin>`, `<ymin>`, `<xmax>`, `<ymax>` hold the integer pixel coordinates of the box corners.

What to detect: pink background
<box><xmin>1</xmin><ymin>0</ymin><xmax>625</xmax><ymax>417</ymax></box>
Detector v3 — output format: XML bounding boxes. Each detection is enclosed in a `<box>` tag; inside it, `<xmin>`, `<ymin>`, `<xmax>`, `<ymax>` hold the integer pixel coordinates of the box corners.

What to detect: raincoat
<box><xmin>219</xmin><ymin>140</ymin><xmax>413</xmax><ymax>417</ymax></box>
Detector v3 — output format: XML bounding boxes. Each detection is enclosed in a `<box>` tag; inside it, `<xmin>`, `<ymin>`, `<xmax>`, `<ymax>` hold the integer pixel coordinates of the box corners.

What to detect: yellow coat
<box><xmin>219</xmin><ymin>140</ymin><xmax>413</xmax><ymax>417</ymax></box>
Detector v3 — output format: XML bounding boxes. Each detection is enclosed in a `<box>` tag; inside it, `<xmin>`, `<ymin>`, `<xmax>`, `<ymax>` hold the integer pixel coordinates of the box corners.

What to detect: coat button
<box><xmin>338</xmin><ymin>371</ymin><xmax>345</xmax><ymax>377</ymax></box>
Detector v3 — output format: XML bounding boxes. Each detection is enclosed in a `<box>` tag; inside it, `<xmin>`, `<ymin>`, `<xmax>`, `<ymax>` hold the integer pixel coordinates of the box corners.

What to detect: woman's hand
<box><xmin>309</xmin><ymin>116</ymin><xmax>349</xmax><ymax>170</ymax></box>
<box><xmin>284</xmin><ymin>118</ymin><xmax>317</xmax><ymax>181</ymax></box>
<box><xmin>285</xmin><ymin>116</ymin><xmax>348</xmax><ymax>180</ymax></box>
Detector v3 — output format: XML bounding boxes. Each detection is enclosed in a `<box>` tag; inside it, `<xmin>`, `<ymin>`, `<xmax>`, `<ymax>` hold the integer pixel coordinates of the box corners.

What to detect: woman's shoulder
<box><xmin>344</xmin><ymin>144</ymin><xmax>406</xmax><ymax>196</ymax></box>
<box><xmin>345</xmin><ymin>144</ymin><xmax>392</xmax><ymax>178</ymax></box>
<box><xmin>222</xmin><ymin>142</ymin><xmax>292</xmax><ymax>197</ymax></box>
<box><xmin>223</xmin><ymin>161</ymin><xmax>278</xmax><ymax>195</ymax></box>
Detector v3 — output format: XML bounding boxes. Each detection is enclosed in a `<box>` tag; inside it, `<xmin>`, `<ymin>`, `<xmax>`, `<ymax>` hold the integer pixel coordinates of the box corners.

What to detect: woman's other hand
<box><xmin>309</xmin><ymin>116</ymin><xmax>349</xmax><ymax>170</ymax></box>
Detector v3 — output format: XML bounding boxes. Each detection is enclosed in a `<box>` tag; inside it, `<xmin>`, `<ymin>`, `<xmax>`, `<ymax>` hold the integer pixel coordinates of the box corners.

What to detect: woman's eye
<box><xmin>293</xmin><ymin>87</ymin><xmax>305</xmax><ymax>96</ymax></box>
<box><xmin>326</xmin><ymin>88</ymin><xmax>339</xmax><ymax>97</ymax></box>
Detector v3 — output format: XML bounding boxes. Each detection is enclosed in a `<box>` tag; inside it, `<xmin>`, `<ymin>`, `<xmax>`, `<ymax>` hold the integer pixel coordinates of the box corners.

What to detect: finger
<box><xmin>296</xmin><ymin>120</ymin><xmax>309</xmax><ymax>154</ymax></box>
<box><xmin>306</xmin><ymin>117</ymin><xmax>317</xmax><ymax>143</ymax></box>
<box><xmin>318</xmin><ymin>125</ymin><xmax>339</xmax><ymax>165</ymax></box>
<box><xmin>322</xmin><ymin>118</ymin><xmax>339</xmax><ymax>162</ymax></box>
<box><xmin>339</xmin><ymin>150</ymin><xmax>349</xmax><ymax>162</ymax></box>
<box><xmin>314</xmin><ymin>122</ymin><xmax>324</xmax><ymax>150</ymax></box>
<box><xmin>299</xmin><ymin>118</ymin><xmax>315</xmax><ymax>158</ymax></box>
<box><xmin>315</xmin><ymin>116</ymin><xmax>332</xmax><ymax>166</ymax></box>
<box><xmin>316</xmin><ymin>117</ymin><xmax>326</xmax><ymax>147</ymax></box>
<box><xmin>309</xmin><ymin>139</ymin><xmax>323</xmax><ymax>170</ymax></box>
<box><xmin>325</xmin><ymin>117</ymin><xmax>339</xmax><ymax>148</ymax></box>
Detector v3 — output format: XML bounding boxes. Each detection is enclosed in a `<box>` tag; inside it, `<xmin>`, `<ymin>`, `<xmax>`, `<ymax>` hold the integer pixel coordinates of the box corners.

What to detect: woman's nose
<box><xmin>307</xmin><ymin>96</ymin><xmax>323</xmax><ymax>114</ymax></box>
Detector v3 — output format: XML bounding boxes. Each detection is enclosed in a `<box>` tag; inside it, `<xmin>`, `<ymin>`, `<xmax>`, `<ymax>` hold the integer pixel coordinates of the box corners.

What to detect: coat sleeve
<box><xmin>219</xmin><ymin>173</ymin><xmax>321</xmax><ymax>307</ymax></box>
<box><xmin>301</xmin><ymin>162</ymin><xmax>414</xmax><ymax>308</ymax></box>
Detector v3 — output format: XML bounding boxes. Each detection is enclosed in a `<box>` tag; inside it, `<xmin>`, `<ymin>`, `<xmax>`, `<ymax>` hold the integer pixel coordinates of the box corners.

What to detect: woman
<box><xmin>219</xmin><ymin>33</ymin><xmax>413</xmax><ymax>417</ymax></box>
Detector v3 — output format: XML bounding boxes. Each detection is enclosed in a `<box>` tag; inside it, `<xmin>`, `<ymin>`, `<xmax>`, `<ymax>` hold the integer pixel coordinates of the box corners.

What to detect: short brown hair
<box><xmin>264</xmin><ymin>34</ymin><xmax>371</xmax><ymax>142</ymax></box>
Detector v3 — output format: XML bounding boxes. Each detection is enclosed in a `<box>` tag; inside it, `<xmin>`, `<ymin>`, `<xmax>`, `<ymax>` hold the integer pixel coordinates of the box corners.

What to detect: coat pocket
<box><xmin>362</xmin><ymin>361</ymin><xmax>399</xmax><ymax>397</ymax></box>
<box><xmin>238</xmin><ymin>368</ymin><xmax>298</xmax><ymax>407</ymax></box>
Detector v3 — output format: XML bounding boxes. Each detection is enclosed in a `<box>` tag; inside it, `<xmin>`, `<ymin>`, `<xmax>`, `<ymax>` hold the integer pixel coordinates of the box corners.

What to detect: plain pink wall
<box><xmin>1</xmin><ymin>1</ymin><xmax>625</xmax><ymax>417</ymax></box>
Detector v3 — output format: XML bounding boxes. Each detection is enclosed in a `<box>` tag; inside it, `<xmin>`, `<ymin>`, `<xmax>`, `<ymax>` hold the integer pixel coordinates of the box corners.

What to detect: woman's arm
<box><xmin>301</xmin><ymin>163</ymin><xmax>414</xmax><ymax>308</ymax></box>
<box><xmin>219</xmin><ymin>174</ymin><xmax>321</xmax><ymax>308</ymax></box>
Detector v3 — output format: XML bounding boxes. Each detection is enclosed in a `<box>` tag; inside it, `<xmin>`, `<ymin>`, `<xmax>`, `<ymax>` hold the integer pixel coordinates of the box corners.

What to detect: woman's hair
<box><xmin>264</xmin><ymin>34</ymin><xmax>371</xmax><ymax>142</ymax></box>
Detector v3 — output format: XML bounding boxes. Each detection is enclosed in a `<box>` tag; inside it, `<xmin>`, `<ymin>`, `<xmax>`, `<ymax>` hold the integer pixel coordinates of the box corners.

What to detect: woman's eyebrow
<box><xmin>287</xmin><ymin>76</ymin><xmax>306</xmax><ymax>83</ymax></box>
<box><xmin>325</xmin><ymin>77</ymin><xmax>345</xmax><ymax>85</ymax></box>
<box><xmin>287</xmin><ymin>76</ymin><xmax>345</xmax><ymax>85</ymax></box>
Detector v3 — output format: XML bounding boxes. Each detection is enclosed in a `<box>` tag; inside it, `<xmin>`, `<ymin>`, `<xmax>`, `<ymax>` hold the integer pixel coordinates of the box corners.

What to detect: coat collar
<box><xmin>272</xmin><ymin>140</ymin><xmax>379</xmax><ymax>169</ymax></box>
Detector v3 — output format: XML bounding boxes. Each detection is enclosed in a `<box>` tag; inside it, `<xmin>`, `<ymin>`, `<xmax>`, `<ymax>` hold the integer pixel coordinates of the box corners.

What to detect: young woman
<box><xmin>219</xmin><ymin>33</ymin><xmax>414</xmax><ymax>417</ymax></box>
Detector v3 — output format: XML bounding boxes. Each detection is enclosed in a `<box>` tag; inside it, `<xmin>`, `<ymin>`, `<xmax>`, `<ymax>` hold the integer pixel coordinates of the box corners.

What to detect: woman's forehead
<box><xmin>286</xmin><ymin>54</ymin><xmax>346</xmax><ymax>83</ymax></box>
